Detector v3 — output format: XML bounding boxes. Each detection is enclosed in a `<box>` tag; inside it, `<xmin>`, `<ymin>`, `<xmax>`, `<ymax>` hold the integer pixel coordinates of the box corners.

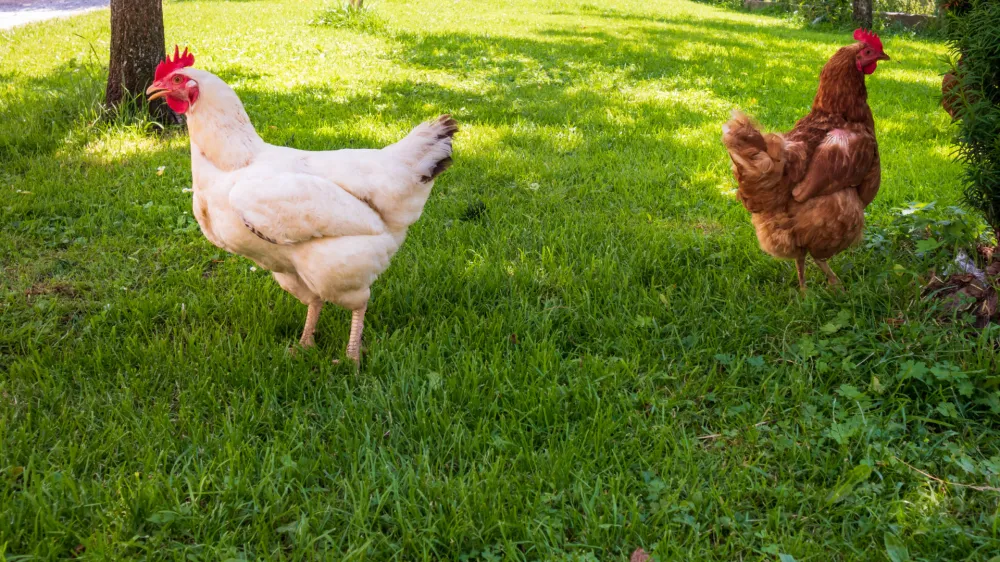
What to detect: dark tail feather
<box><xmin>395</xmin><ymin>114</ymin><xmax>458</xmax><ymax>184</ymax></box>
<box><xmin>422</xmin><ymin>155</ymin><xmax>453</xmax><ymax>183</ymax></box>
<box><xmin>421</xmin><ymin>115</ymin><xmax>457</xmax><ymax>183</ymax></box>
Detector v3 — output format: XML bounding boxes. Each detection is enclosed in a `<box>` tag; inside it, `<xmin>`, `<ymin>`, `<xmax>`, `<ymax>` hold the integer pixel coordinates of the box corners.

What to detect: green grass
<box><xmin>2</xmin><ymin>0</ymin><xmax>998</xmax><ymax>560</ymax></box>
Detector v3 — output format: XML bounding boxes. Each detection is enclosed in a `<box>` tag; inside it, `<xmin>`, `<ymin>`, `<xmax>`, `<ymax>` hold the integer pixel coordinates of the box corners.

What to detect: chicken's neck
<box><xmin>185</xmin><ymin>89</ymin><xmax>265</xmax><ymax>172</ymax></box>
<box><xmin>811</xmin><ymin>47</ymin><xmax>872</xmax><ymax>124</ymax></box>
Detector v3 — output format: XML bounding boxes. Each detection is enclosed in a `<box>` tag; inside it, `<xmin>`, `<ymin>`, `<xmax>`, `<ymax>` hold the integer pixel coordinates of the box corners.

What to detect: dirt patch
<box><xmin>25</xmin><ymin>282</ymin><xmax>78</xmax><ymax>299</ymax></box>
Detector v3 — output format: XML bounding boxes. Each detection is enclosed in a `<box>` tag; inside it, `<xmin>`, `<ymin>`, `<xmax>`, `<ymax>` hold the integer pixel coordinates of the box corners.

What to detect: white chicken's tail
<box><xmin>389</xmin><ymin>115</ymin><xmax>458</xmax><ymax>184</ymax></box>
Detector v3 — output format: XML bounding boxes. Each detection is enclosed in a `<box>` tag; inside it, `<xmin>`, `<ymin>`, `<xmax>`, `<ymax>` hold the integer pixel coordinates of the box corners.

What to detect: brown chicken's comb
<box><xmin>853</xmin><ymin>29</ymin><xmax>883</xmax><ymax>52</ymax></box>
<box><xmin>154</xmin><ymin>46</ymin><xmax>195</xmax><ymax>81</ymax></box>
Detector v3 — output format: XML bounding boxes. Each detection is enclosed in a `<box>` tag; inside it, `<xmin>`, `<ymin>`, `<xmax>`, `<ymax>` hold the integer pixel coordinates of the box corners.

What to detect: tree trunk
<box><xmin>105</xmin><ymin>0</ymin><xmax>174</xmax><ymax>122</ymax></box>
<box><xmin>853</xmin><ymin>0</ymin><xmax>874</xmax><ymax>29</ymax></box>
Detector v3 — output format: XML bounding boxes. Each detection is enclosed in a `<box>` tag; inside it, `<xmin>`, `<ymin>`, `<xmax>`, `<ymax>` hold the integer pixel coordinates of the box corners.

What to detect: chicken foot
<box><xmin>345</xmin><ymin>304</ymin><xmax>367</xmax><ymax>366</ymax></box>
<box><xmin>299</xmin><ymin>300</ymin><xmax>324</xmax><ymax>348</ymax></box>
<box><xmin>796</xmin><ymin>256</ymin><xmax>842</xmax><ymax>292</ymax></box>
<box><xmin>814</xmin><ymin>259</ymin><xmax>841</xmax><ymax>288</ymax></box>
<box><xmin>288</xmin><ymin>300</ymin><xmax>322</xmax><ymax>354</ymax></box>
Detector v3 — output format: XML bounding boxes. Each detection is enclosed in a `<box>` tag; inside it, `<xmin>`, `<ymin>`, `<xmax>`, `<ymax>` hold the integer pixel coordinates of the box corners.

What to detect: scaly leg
<box><xmin>345</xmin><ymin>304</ymin><xmax>367</xmax><ymax>367</ymax></box>
<box><xmin>299</xmin><ymin>300</ymin><xmax>323</xmax><ymax>348</ymax></box>
<box><xmin>814</xmin><ymin>259</ymin><xmax>841</xmax><ymax>288</ymax></box>
<box><xmin>795</xmin><ymin>256</ymin><xmax>807</xmax><ymax>292</ymax></box>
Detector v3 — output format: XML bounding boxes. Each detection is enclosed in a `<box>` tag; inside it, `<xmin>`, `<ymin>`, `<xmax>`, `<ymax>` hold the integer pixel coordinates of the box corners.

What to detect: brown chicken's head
<box><xmin>853</xmin><ymin>29</ymin><xmax>890</xmax><ymax>75</ymax></box>
<box><xmin>146</xmin><ymin>46</ymin><xmax>200</xmax><ymax>114</ymax></box>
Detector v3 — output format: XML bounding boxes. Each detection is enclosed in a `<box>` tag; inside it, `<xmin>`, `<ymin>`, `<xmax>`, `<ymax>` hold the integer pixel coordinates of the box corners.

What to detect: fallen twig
<box><xmin>698</xmin><ymin>420</ymin><xmax>769</xmax><ymax>441</ymax></box>
<box><xmin>895</xmin><ymin>456</ymin><xmax>1000</xmax><ymax>493</ymax></box>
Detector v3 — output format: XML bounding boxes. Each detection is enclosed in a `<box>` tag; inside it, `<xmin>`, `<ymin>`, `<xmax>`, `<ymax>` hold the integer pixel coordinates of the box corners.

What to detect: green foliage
<box><xmin>691</xmin><ymin>0</ymin><xmax>747</xmax><ymax>9</ymax></box>
<box><xmin>0</xmin><ymin>0</ymin><xmax>994</xmax><ymax>560</ymax></box>
<box><xmin>884</xmin><ymin>534</ymin><xmax>912</xmax><ymax>562</ymax></box>
<box><xmin>310</xmin><ymin>0</ymin><xmax>386</xmax><ymax>32</ymax></box>
<box><xmin>796</xmin><ymin>0</ymin><xmax>938</xmax><ymax>26</ymax></box>
<box><xmin>866</xmin><ymin>201</ymin><xmax>985</xmax><ymax>263</ymax></box>
<box><xmin>880</xmin><ymin>0</ymin><xmax>936</xmax><ymax>15</ymax></box>
<box><xmin>701</xmin><ymin>0</ymin><xmax>938</xmax><ymax>28</ymax></box>
<box><xmin>796</xmin><ymin>0</ymin><xmax>853</xmax><ymax>26</ymax></box>
<box><xmin>945</xmin><ymin>0</ymin><xmax>1000</xmax><ymax>237</ymax></box>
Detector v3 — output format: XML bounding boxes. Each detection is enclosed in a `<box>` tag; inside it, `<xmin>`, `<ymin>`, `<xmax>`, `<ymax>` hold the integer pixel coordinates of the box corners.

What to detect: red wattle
<box><xmin>166</xmin><ymin>97</ymin><xmax>190</xmax><ymax>113</ymax></box>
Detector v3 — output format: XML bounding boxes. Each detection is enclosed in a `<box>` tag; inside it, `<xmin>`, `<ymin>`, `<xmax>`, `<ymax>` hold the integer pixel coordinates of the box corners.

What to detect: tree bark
<box><xmin>105</xmin><ymin>0</ymin><xmax>174</xmax><ymax>122</ymax></box>
<box><xmin>853</xmin><ymin>0</ymin><xmax>874</xmax><ymax>29</ymax></box>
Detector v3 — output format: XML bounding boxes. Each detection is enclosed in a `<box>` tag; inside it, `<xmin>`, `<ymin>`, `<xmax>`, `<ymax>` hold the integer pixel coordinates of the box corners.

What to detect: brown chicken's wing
<box><xmin>791</xmin><ymin>125</ymin><xmax>876</xmax><ymax>203</ymax></box>
<box><xmin>856</xmin><ymin>147</ymin><xmax>881</xmax><ymax>207</ymax></box>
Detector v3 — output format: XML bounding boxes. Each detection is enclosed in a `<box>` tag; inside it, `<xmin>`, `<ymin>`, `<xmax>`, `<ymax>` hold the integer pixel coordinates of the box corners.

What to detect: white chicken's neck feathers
<box><xmin>183</xmin><ymin>69</ymin><xmax>265</xmax><ymax>171</ymax></box>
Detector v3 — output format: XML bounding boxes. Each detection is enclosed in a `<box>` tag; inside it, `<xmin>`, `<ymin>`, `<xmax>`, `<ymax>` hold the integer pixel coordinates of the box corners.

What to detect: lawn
<box><xmin>2</xmin><ymin>0</ymin><xmax>998</xmax><ymax>560</ymax></box>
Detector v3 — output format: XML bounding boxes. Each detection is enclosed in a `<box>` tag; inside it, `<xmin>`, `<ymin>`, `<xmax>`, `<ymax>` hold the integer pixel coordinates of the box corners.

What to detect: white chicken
<box><xmin>147</xmin><ymin>47</ymin><xmax>457</xmax><ymax>364</ymax></box>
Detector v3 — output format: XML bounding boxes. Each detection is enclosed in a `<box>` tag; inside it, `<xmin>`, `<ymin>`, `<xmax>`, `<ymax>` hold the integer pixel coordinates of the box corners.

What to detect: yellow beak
<box><xmin>146</xmin><ymin>83</ymin><xmax>168</xmax><ymax>101</ymax></box>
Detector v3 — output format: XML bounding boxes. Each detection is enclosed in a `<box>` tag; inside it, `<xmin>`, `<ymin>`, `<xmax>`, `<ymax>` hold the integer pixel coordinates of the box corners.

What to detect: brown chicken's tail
<box><xmin>722</xmin><ymin>110</ymin><xmax>788</xmax><ymax>213</ymax></box>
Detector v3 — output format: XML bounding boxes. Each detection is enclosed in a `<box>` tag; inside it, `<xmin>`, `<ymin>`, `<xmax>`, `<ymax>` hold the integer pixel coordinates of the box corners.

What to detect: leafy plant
<box><xmin>944</xmin><ymin>0</ymin><xmax>1000</xmax><ymax>240</ymax></box>
<box><xmin>796</xmin><ymin>0</ymin><xmax>853</xmax><ymax>25</ymax></box>
<box><xmin>878</xmin><ymin>0</ymin><xmax>936</xmax><ymax>15</ymax></box>
<box><xmin>310</xmin><ymin>0</ymin><xmax>385</xmax><ymax>32</ymax></box>
<box><xmin>866</xmin><ymin>202</ymin><xmax>985</xmax><ymax>264</ymax></box>
<box><xmin>690</xmin><ymin>0</ymin><xmax>748</xmax><ymax>9</ymax></box>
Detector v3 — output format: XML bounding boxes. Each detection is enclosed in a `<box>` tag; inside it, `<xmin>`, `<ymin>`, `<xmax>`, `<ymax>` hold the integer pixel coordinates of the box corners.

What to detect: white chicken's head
<box><xmin>146</xmin><ymin>46</ymin><xmax>200</xmax><ymax>114</ymax></box>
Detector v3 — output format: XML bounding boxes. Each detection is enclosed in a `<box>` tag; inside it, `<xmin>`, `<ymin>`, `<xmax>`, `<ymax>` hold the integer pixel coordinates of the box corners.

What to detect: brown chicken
<box><xmin>722</xmin><ymin>29</ymin><xmax>890</xmax><ymax>291</ymax></box>
<box><xmin>942</xmin><ymin>57</ymin><xmax>965</xmax><ymax>120</ymax></box>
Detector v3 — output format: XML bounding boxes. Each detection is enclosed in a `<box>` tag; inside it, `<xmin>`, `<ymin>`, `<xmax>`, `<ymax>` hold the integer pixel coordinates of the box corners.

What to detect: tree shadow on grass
<box><xmin>379</xmin><ymin>22</ymin><xmax>866</xmax><ymax>134</ymax></box>
<box><xmin>0</xmin><ymin>61</ymin><xmax>104</xmax><ymax>173</ymax></box>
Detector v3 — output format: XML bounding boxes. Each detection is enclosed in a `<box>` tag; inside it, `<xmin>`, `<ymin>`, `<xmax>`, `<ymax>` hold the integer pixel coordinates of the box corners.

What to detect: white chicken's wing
<box><xmin>229</xmin><ymin>172</ymin><xmax>386</xmax><ymax>245</ymax></box>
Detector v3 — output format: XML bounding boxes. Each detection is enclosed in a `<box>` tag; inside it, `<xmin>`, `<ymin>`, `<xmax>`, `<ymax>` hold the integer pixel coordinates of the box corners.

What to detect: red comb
<box><xmin>853</xmin><ymin>29</ymin><xmax>883</xmax><ymax>52</ymax></box>
<box><xmin>154</xmin><ymin>46</ymin><xmax>195</xmax><ymax>81</ymax></box>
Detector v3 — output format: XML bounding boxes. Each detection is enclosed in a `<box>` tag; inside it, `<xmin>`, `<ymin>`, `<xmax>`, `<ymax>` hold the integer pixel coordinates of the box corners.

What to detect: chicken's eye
<box><xmin>172</xmin><ymin>75</ymin><xmax>183</xmax><ymax>84</ymax></box>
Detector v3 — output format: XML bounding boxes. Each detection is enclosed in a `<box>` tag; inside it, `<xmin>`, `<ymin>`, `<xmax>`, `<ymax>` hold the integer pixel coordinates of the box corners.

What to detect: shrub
<box><xmin>797</xmin><ymin>0</ymin><xmax>853</xmax><ymax>25</ymax></box>
<box><xmin>690</xmin><ymin>0</ymin><xmax>747</xmax><ymax>9</ymax></box>
<box><xmin>944</xmin><ymin>0</ymin><xmax>1000</xmax><ymax>240</ymax></box>
<box><xmin>310</xmin><ymin>0</ymin><xmax>385</xmax><ymax>32</ymax></box>
<box><xmin>866</xmin><ymin>201</ymin><xmax>984</xmax><ymax>263</ymax></box>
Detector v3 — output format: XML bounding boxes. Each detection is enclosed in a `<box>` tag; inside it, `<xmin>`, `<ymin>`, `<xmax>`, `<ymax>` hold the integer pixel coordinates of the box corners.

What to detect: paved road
<box><xmin>0</xmin><ymin>0</ymin><xmax>107</xmax><ymax>30</ymax></box>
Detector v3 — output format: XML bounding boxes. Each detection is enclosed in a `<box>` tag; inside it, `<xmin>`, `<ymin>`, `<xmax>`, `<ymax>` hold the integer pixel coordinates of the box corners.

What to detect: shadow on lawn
<box><xmin>0</xmin><ymin>62</ymin><xmax>104</xmax><ymax>172</ymax></box>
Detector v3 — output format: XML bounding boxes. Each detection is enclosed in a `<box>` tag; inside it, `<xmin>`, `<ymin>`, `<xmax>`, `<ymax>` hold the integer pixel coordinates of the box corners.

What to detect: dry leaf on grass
<box><xmin>631</xmin><ymin>548</ymin><xmax>651</xmax><ymax>562</ymax></box>
<box><xmin>922</xmin><ymin>261</ymin><xmax>1000</xmax><ymax>328</ymax></box>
